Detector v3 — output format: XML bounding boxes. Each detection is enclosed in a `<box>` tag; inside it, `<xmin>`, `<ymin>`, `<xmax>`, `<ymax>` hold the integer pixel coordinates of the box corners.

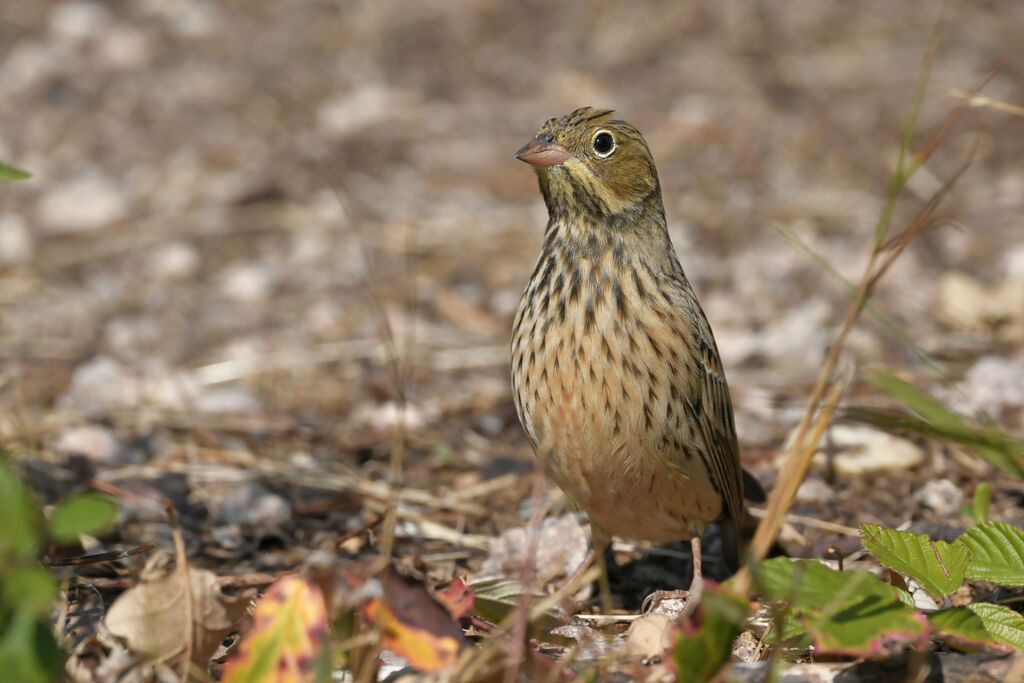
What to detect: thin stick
<box><xmin>737</xmin><ymin>20</ymin><xmax>1014</xmax><ymax>592</ymax></box>
<box><xmin>166</xmin><ymin>503</ymin><xmax>193</xmax><ymax>683</ymax></box>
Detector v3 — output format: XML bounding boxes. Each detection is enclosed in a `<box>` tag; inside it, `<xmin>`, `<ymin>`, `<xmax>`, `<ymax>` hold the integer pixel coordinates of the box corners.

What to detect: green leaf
<box><xmin>0</xmin><ymin>161</ymin><xmax>31</xmax><ymax>181</ymax></box>
<box><xmin>974</xmin><ymin>443</ymin><xmax>1024</xmax><ymax>480</ymax></box>
<box><xmin>46</xmin><ymin>493</ymin><xmax>119</xmax><ymax>544</ymax></box>
<box><xmin>861</xmin><ymin>524</ymin><xmax>969</xmax><ymax>598</ymax></box>
<box><xmin>865</xmin><ymin>371</ymin><xmax>1024</xmax><ymax>478</ymax></box>
<box><xmin>1</xmin><ymin>566</ymin><xmax>59</xmax><ymax>617</ymax></box>
<box><xmin>468</xmin><ymin>580</ymin><xmax>561</xmax><ymax>637</ymax></box>
<box><xmin>929</xmin><ymin>607</ymin><xmax>1010</xmax><ymax>653</ymax></box>
<box><xmin>671</xmin><ymin>587</ymin><xmax>749</xmax><ymax>682</ymax></box>
<box><xmin>956</xmin><ymin>521</ymin><xmax>1024</xmax><ymax>587</ymax></box>
<box><xmin>752</xmin><ymin>557</ymin><xmax>925</xmax><ymax>654</ymax></box>
<box><xmin>0</xmin><ymin>613</ymin><xmax>64</xmax><ymax>683</ymax></box>
<box><xmin>753</xmin><ymin>556</ymin><xmax>912</xmax><ymax>609</ymax></box>
<box><xmin>971</xmin><ymin>482</ymin><xmax>992</xmax><ymax>524</ymax></box>
<box><xmin>967</xmin><ymin>603</ymin><xmax>1024</xmax><ymax>650</ymax></box>
<box><xmin>806</xmin><ymin>593</ymin><xmax>927</xmax><ymax>654</ymax></box>
<box><xmin>0</xmin><ymin>460</ymin><xmax>43</xmax><ymax>560</ymax></box>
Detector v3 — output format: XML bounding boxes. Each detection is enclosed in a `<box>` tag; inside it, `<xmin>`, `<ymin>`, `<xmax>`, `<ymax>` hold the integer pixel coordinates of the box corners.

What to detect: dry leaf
<box><xmin>105</xmin><ymin>553</ymin><xmax>253</xmax><ymax>667</ymax></box>
<box><xmin>356</xmin><ymin>565</ymin><xmax>468</xmax><ymax>673</ymax></box>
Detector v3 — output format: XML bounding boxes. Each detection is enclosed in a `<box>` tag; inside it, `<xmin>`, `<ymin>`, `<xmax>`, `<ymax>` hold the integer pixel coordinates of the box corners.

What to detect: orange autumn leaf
<box><xmin>223</xmin><ymin>575</ymin><xmax>329</xmax><ymax>683</ymax></box>
<box><xmin>363</xmin><ymin>598</ymin><xmax>461</xmax><ymax>672</ymax></box>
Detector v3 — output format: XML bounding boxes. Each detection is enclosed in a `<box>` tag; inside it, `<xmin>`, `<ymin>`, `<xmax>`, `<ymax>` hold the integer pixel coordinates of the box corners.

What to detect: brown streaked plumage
<box><xmin>511</xmin><ymin>107</ymin><xmax>751</xmax><ymax>609</ymax></box>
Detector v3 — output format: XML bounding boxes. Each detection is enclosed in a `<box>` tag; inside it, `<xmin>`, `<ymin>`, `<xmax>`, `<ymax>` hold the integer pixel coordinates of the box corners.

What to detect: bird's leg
<box><xmin>680</xmin><ymin>535</ymin><xmax>704</xmax><ymax>618</ymax></box>
<box><xmin>641</xmin><ymin>535</ymin><xmax>705</xmax><ymax>618</ymax></box>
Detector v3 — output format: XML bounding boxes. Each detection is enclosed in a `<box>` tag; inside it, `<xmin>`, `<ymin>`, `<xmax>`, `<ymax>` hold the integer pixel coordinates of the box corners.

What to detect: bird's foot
<box><xmin>641</xmin><ymin>575</ymin><xmax>704</xmax><ymax>619</ymax></box>
<box><xmin>641</xmin><ymin>589</ymin><xmax>688</xmax><ymax>615</ymax></box>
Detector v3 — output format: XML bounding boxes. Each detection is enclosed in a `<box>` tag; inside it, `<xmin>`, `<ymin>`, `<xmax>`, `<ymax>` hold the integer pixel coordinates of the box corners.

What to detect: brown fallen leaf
<box><xmin>366</xmin><ymin>566</ymin><xmax>469</xmax><ymax>673</ymax></box>
<box><xmin>105</xmin><ymin>553</ymin><xmax>254</xmax><ymax>668</ymax></box>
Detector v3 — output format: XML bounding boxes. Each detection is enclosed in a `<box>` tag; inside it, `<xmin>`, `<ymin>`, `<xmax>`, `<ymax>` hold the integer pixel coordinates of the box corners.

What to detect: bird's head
<box><xmin>515</xmin><ymin>107</ymin><xmax>662</xmax><ymax>225</ymax></box>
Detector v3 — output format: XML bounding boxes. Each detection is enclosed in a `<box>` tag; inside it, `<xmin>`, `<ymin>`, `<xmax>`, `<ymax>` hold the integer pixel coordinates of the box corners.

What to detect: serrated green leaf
<box><xmin>0</xmin><ymin>460</ymin><xmax>43</xmax><ymax>560</ymax></box>
<box><xmin>806</xmin><ymin>593</ymin><xmax>927</xmax><ymax>654</ymax></box>
<box><xmin>864</xmin><ymin>371</ymin><xmax>1024</xmax><ymax>478</ymax></box>
<box><xmin>671</xmin><ymin>587</ymin><xmax>749</xmax><ymax>682</ymax></box>
<box><xmin>929</xmin><ymin>607</ymin><xmax>1010</xmax><ymax>653</ymax></box>
<box><xmin>752</xmin><ymin>557</ymin><xmax>926</xmax><ymax>654</ymax></box>
<box><xmin>0</xmin><ymin>162</ymin><xmax>31</xmax><ymax>181</ymax></box>
<box><xmin>956</xmin><ymin>521</ymin><xmax>1024</xmax><ymax>587</ymax></box>
<box><xmin>46</xmin><ymin>493</ymin><xmax>119</xmax><ymax>544</ymax></box>
<box><xmin>967</xmin><ymin>603</ymin><xmax>1024</xmax><ymax>650</ymax></box>
<box><xmin>861</xmin><ymin>524</ymin><xmax>969</xmax><ymax>598</ymax></box>
<box><xmin>753</xmin><ymin>556</ymin><xmax>912</xmax><ymax>609</ymax></box>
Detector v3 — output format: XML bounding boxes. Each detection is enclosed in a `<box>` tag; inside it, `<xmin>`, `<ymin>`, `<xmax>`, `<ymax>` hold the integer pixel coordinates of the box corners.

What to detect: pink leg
<box><xmin>641</xmin><ymin>536</ymin><xmax>704</xmax><ymax>618</ymax></box>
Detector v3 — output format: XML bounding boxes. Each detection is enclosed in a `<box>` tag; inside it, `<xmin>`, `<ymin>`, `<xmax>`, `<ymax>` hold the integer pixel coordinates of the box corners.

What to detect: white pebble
<box><xmin>0</xmin><ymin>214</ymin><xmax>32</xmax><ymax>265</ymax></box>
<box><xmin>218</xmin><ymin>482</ymin><xmax>291</xmax><ymax>527</ymax></box>
<box><xmin>37</xmin><ymin>172</ymin><xmax>128</xmax><ymax>233</ymax></box>
<box><xmin>54</xmin><ymin>424</ymin><xmax>121</xmax><ymax>464</ymax></box>
<box><xmin>50</xmin><ymin>1</ymin><xmax>111</xmax><ymax>40</ymax></box>
<box><xmin>913</xmin><ymin>479</ymin><xmax>963</xmax><ymax>517</ymax></box>
<box><xmin>218</xmin><ymin>263</ymin><xmax>274</xmax><ymax>303</ymax></box>
<box><xmin>149</xmin><ymin>241</ymin><xmax>200</xmax><ymax>281</ymax></box>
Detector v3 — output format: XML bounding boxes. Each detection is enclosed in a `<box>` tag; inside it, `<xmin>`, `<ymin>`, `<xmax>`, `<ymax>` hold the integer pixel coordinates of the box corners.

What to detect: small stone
<box><xmin>98</xmin><ymin>24</ymin><xmax>151</xmax><ymax>69</ymax></box>
<box><xmin>782</xmin><ymin>424</ymin><xmax>925</xmax><ymax>475</ymax></box>
<box><xmin>0</xmin><ymin>214</ymin><xmax>32</xmax><ymax>265</ymax></box>
<box><xmin>913</xmin><ymin>479</ymin><xmax>963</xmax><ymax>518</ymax></box>
<box><xmin>149</xmin><ymin>242</ymin><xmax>199</xmax><ymax>281</ymax></box>
<box><xmin>481</xmin><ymin>514</ymin><xmax>589</xmax><ymax>589</ymax></box>
<box><xmin>795</xmin><ymin>477</ymin><xmax>834</xmax><ymax>504</ymax></box>
<box><xmin>474</xmin><ymin>413</ymin><xmax>504</xmax><ymax>437</ymax></box>
<box><xmin>194</xmin><ymin>386</ymin><xmax>262</xmax><ymax>414</ymax></box>
<box><xmin>54</xmin><ymin>424</ymin><xmax>122</xmax><ymax>464</ymax></box>
<box><xmin>104</xmin><ymin>315</ymin><xmax>161</xmax><ymax>357</ymax></box>
<box><xmin>626</xmin><ymin>613</ymin><xmax>673</xmax><ymax>658</ymax></box>
<box><xmin>906</xmin><ymin>578</ymin><xmax>939</xmax><ymax>611</ymax></box>
<box><xmin>168</xmin><ymin>0</ymin><xmax>220</xmax><ymax>37</ymax></box>
<box><xmin>1004</xmin><ymin>243</ymin><xmax>1024</xmax><ymax>280</ymax></box>
<box><xmin>317</xmin><ymin>85</ymin><xmax>409</xmax><ymax>138</ymax></box>
<box><xmin>217</xmin><ymin>263</ymin><xmax>274</xmax><ymax>303</ymax></box>
<box><xmin>733</xmin><ymin>630</ymin><xmax>762</xmax><ymax>663</ymax></box>
<box><xmin>59</xmin><ymin>355</ymin><xmax>200</xmax><ymax>414</ymax></box>
<box><xmin>217</xmin><ymin>482</ymin><xmax>291</xmax><ymax>527</ymax></box>
<box><xmin>937</xmin><ymin>271</ymin><xmax>1024</xmax><ymax>341</ymax></box>
<box><xmin>37</xmin><ymin>172</ymin><xmax>128</xmax><ymax>233</ymax></box>
<box><xmin>50</xmin><ymin>1</ymin><xmax>111</xmax><ymax>40</ymax></box>
<box><xmin>353</xmin><ymin>401</ymin><xmax>434</xmax><ymax>432</ymax></box>
<box><xmin>937</xmin><ymin>354</ymin><xmax>1024</xmax><ymax>418</ymax></box>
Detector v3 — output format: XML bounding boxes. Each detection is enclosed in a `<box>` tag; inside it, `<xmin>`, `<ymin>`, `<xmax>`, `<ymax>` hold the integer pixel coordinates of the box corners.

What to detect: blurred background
<box><xmin>1</xmin><ymin>1</ymin><xmax>1023</xmax><ymax>566</ymax></box>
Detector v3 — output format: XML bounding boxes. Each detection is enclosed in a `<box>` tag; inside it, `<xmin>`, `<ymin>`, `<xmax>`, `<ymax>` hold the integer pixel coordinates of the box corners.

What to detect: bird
<box><xmin>510</xmin><ymin>107</ymin><xmax>755</xmax><ymax>614</ymax></box>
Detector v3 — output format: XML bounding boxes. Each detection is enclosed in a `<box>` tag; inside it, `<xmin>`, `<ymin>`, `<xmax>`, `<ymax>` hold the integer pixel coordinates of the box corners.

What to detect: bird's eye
<box><xmin>592</xmin><ymin>130</ymin><xmax>616</xmax><ymax>158</ymax></box>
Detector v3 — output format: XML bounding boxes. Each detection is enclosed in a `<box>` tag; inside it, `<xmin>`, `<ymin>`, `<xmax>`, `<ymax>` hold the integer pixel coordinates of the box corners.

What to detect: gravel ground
<box><xmin>2</xmin><ymin>0</ymin><xmax>1024</xmax><ymax>658</ymax></box>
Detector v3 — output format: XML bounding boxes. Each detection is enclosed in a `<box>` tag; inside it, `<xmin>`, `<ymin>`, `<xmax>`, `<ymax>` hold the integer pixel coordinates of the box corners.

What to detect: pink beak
<box><xmin>514</xmin><ymin>134</ymin><xmax>571</xmax><ymax>168</ymax></box>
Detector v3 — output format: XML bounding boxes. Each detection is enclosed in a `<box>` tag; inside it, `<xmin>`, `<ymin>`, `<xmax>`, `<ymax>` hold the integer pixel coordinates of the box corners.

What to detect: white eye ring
<box><xmin>591</xmin><ymin>130</ymin><xmax>616</xmax><ymax>158</ymax></box>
